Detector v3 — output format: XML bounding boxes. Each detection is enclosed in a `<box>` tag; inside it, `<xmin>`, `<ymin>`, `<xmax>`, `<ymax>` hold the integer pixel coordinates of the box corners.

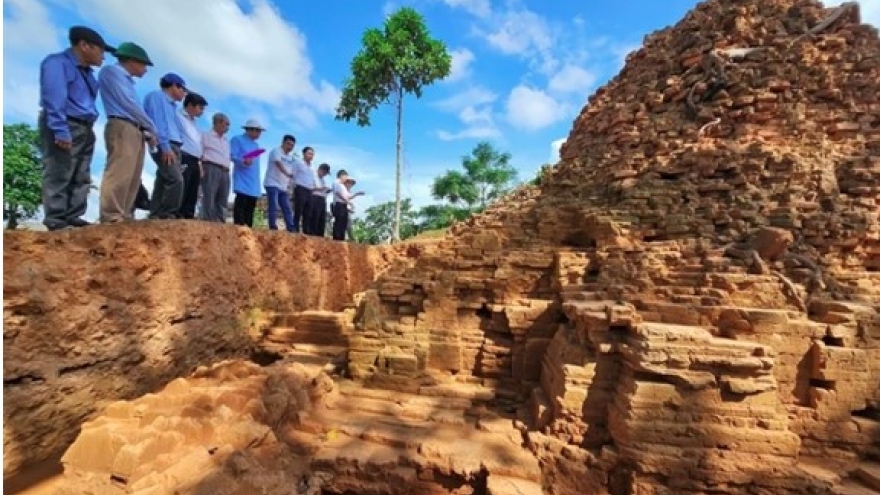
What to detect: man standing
<box><xmin>143</xmin><ymin>73</ymin><xmax>188</xmax><ymax>219</ymax></box>
<box><xmin>264</xmin><ymin>134</ymin><xmax>296</xmax><ymax>232</ymax></box>
<box><xmin>199</xmin><ymin>113</ymin><xmax>232</xmax><ymax>222</ymax></box>
<box><xmin>230</xmin><ymin>119</ymin><xmax>264</xmax><ymax>227</ymax></box>
<box><xmin>39</xmin><ymin>26</ymin><xmax>115</xmax><ymax>231</ymax></box>
<box><xmin>330</xmin><ymin>169</ymin><xmax>363</xmax><ymax>241</ymax></box>
<box><xmin>176</xmin><ymin>92</ymin><xmax>208</xmax><ymax>219</ymax></box>
<box><xmin>307</xmin><ymin>163</ymin><xmax>332</xmax><ymax>237</ymax></box>
<box><xmin>291</xmin><ymin>146</ymin><xmax>316</xmax><ymax>233</ymax></box>
<box><xmin>97</xmin><ymin>41</ymin><xmax>158</xmax><ymax>223</ymax></box>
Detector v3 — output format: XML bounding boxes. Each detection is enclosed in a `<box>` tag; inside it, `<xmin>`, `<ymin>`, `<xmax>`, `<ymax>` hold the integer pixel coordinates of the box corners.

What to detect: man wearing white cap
<box><xmin>230</xmin><ymin>118</ymin><xmax>264</xmax><ymax>227</ymax></box>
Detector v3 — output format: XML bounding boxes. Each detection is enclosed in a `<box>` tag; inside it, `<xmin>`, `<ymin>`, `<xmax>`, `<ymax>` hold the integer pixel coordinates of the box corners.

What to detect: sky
<box><xmin>4</xmin><ymin>0</ymin><xmax>879</xmax><ymax>222</ymax></box>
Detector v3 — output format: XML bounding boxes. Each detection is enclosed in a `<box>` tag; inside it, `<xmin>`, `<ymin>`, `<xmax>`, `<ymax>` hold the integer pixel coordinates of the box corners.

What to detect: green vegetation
<box><xmin>3</xmin><ymin>124</ymin><xmax>43</xmax><ymax>230</ymax></box>
<box><xmin>336</xmin><ymin>6</ymin><xmax>452</xmax><ymax>243</ymax></box>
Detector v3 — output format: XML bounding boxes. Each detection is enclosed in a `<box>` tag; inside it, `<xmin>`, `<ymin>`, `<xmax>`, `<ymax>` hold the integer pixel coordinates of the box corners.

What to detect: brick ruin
<box><xmin>35</xmin><ymin>0</ymin><xmax>880</xmax><ymax>494</ymax></box>
<box><xmin>347</xmin><ymin>0</ymin><xmax>880</xmax><ymax>492</ymax></box>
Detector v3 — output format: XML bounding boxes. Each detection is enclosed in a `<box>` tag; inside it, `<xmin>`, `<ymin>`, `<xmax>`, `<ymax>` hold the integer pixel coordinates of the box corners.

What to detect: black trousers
<box><xmin>307</xmin><ymin>195</ymin><xmax>327</xmax><ymax>237</ymax></box>
<box><xmin>180</xmin><ymin>152</ymin><xmax>201</xmax><ymax>219</ymax></box>
<box><xmin>331</xmin><ymin>202</ymin><xmax>348</xmax><ymax>241</ymax></box>
<box><xmin>292</xmin><ymin>185</ymin><xmax>312</xmax><ymax>233</ymax></box>
<box><xmin>39</xmin><ymin>114</ymin><xmax>95</xmax><ymax>230</ymax></box>
<box><xmin>149</xmin><ymin>143</ymin><xmax>184</xmax><ymax>219</ymax></box>
<box><xmin>233</xmin><ymin>193</ymin><xmax>258</xmax><ymax>227</ymax></box>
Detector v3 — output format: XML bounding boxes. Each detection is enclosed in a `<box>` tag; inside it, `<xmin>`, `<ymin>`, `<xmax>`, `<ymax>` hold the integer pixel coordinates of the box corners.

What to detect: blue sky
<box><xmin>5</xmin><ymin>0</ymin><xmax>877</xmax><ymax>221</ymax></box>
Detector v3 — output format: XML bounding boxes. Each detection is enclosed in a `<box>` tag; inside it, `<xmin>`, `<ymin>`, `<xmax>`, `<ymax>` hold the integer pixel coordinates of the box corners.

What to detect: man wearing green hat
<box><xmin>97</xmin><ymin>41</ymin><xmax>159</xmax><ymax>223</ymax></box>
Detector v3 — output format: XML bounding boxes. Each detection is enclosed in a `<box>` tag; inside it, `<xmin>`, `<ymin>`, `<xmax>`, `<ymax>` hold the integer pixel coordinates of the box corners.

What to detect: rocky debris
<box><xmin>2</xmin><ymin>221</ymin><xmax>418</xmax><ymax>477</ymax></box>
<box><xmin>344</xmin><ymin>0</ymin><xmax>880</xmax><ymax>493</ymax></box>
<box><xmin>55</xmin><ymin>360</ymin><xmax>334</xmax><ymax>495</ymax></box>
<box><xmin>55</xmin><ymin>360</ymin><xmax>545</xmax><ymax>495</ymax></box>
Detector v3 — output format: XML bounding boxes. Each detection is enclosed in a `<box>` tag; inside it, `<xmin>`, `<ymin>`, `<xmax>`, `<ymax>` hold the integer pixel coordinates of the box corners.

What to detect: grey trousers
<box><xmin>149</xmin><ymin>143</ymin><xmax>184</xmax><ymax>219</ymax></box>
<box><xmin>199</xmin><ymin>162</ymin><xmax>230</xmax><ymax>222</ymax></box>
<box><xmin>39</xmin><ymin>114</ymin><xmax>95</xmax><ymax>229</ymax></box>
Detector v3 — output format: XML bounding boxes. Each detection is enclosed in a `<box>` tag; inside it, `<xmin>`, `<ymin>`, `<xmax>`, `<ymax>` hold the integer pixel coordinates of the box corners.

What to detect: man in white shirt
<box><xmin>306</xmin><ymin>163</ymin><xmax>332</xmax><ymax>236</ymax></box>
<box><xmin>199</xmin><ymin>113</ymin><xmax>231</xmax><ymax>222</ymax></box>
<box><xmin>264</xmin><ymin>134</ymin><xmax>296</xmax><ymax>231</ymax></box>
<box><xmin>176</xmin><ymin>92</ymin><xmax>207</xmax><ymax>219</ymax></box>
<box><xmin>331</xmin><ymin>169</ymin><xmax>363</xmax><ymax>241</ymax></box>
<box><xmin>291</xmin><ymin>146</ymin><xmax>316</xmax><ymax>233</ymax></box>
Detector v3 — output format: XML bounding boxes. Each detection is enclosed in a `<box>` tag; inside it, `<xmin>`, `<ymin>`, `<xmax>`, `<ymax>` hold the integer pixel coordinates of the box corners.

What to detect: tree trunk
<box><xmin>393</xmin><ymin>86</ymin><xmax>404</xmax><ymax>243</ymax></box>
<box><xmin>6</xmin><ymin>211</ymin><xmax>18</xmax><ymax>231</ymax></box>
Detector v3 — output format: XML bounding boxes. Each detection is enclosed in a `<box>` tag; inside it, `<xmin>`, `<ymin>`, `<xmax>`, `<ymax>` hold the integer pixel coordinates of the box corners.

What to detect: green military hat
<box><xmin>113</xmin><ymin>42</ymin><xmax>153</xmax><ymax>66</ymax></box>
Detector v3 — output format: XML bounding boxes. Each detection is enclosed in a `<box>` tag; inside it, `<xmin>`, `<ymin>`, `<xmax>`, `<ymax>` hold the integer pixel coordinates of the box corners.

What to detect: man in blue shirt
<box><xmin>97</xmin><ymin>41</ymin><xmax>158</xmax><ymax>224</ymax></box>
<box><xmin>38</xmin><ymin>26</ymin><xmax>115</xmax><ymax>231</ymax></box>
<box><xmin>143</xmin><ymin>73</ymin><xmax>188</xmax><ymax>219</ymax></box>
<box><xmin>230</xmin><ymin>118</ymin><xmax>265</xmax><ymax>227</ymax></box>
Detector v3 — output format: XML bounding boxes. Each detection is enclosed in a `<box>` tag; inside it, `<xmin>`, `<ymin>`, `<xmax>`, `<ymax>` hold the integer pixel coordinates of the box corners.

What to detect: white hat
<box><xmin>242</xmin><ymin>118</ymin><xmax>265</xmax><ymax>130</ymax></box>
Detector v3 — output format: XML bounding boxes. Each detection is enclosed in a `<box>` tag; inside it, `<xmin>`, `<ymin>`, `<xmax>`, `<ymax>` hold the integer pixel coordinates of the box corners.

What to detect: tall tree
<box><xmin>352</xmin><ymin>199</ymin><xmax>419</xmax><ymax>245</ymax></box>
<box><xmin>431</xmin><ymin>141</ymin><xmax>517</xmax><ymax>208</ymax></box>
<box><xmin>336</xmin><ymin>7</ymin><xmax>451</xmax><ymax>242</ymax></box>
<box><xmin>3</xmin><ymin>124</ymin><xmax>43</xmax><ymax>230</ymax></box>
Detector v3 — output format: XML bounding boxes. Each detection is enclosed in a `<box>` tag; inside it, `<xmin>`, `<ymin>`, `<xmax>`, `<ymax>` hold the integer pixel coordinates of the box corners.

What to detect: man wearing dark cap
<box><xmin>176</xmin><ymin>92</ymin><xmax>208</xmax><ymax>219</ymax></box>
<box><xmin>97</xmin><ymin>41</ymin><xmax>159</xmax><ymax>223</ymax></box>
<box><xmin>38</xmin><ymin>26</ymin><xmax>115</xmax><ymax>231</ymax></box>
<box><xmin>143</xmin><ymin>72</ymin><xmax>188</xmax><ymax>219</ymax></box>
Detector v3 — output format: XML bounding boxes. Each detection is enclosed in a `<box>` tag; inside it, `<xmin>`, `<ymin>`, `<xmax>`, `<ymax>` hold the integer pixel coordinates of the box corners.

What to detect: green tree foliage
<box><xmin>336</xmin><ymin>7</ymin><xmax>451</xmax><ymax>243</ymax></box>
<box><xmin>353</xmin><ymin>198</ymin><xmax>419</xmax><ymax>245</ymax></box>
<box><xmin>431</xmin><ymin>141</ymin><xmax>517</xmax><ymax>209</ymax></box>
<box><xmin>3</xmin><ymin>124</ymin><xmax>43</xmax><ymax>230</ymax></box>
<box><xmin>417</xmin><ymin>204</ymin><xmax>472</xmax><ymax>231</ymax></box>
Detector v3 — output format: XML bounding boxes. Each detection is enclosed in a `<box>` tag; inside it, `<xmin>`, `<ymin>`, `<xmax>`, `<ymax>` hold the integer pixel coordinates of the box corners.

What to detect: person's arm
<box><xmin>143</xmin><ymin>93</ymin><xmax>171</xmax><ymax>153</ymax></box>
<box><xmin>230</xmin><ymin>137</ymin><xmax>244</xmax><ymax>169</ymax></box>
<box><xmin>98</xmin><ymin>66</ymin><xmax>158</xmax><ymax>135</ymax></box>
<box><xmin>40</xmin><ymin>56</ymin><xmax>72</xmax><ymax>143</ymax></box>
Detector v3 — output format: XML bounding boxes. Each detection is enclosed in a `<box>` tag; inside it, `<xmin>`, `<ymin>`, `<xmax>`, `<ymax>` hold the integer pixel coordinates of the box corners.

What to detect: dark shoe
<box><xmin>68</xmin><ymin>218</ymin><xmax>92</xmax><ymax>227</ymax></box>
<box><xmin>47</xmin><ymin>224</ymin><xmax>74</xmax><ymax>231</ymax></box>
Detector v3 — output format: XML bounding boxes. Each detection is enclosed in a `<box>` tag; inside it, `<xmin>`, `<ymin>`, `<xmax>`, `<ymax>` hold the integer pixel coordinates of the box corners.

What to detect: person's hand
<box><xmin>162</xmin><ymin>151</ymin><xmax>175</xmax><ymax>165</ymax></box>
<box><xmin>243</xmin><ymin>157</ymin><xmax>253</xmax><ymax>166</ymax></box>
<box><xmin>55</xmin><ymin>138</ymin><xmax>72</xmax><ymax>150</ymax></box>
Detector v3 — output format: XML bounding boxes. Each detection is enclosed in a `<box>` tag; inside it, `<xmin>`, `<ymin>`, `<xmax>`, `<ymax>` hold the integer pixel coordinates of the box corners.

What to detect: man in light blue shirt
<box><xmin>39</xmin><ymin>26</ymin><xmax>115</xmax><ymax>230</ymax></box>
<box><xmin>230</xmin><ymin>118</ymin><xmax>264</xmax><ymax>227</ymax></box>
<box><xmin>97</xmin><ymin>41</ymin><xmax>157</xmax><ymax>223</ymax></box>
<box><xmin>143</xmin><ymin>72</ymin><xmax>188</xmax><ymax>219</ymax></box>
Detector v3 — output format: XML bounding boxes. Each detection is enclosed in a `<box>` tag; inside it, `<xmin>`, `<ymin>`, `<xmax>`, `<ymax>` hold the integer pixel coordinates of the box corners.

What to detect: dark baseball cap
<box><xmin>160</xmin><ymin>73</ymin><xmax>187</xmax><ymax>91</ymax></box>
<box><xmin>68</xmin><ymin>26</ymin><xmax>116</xmax><ymax>53</ymax></box>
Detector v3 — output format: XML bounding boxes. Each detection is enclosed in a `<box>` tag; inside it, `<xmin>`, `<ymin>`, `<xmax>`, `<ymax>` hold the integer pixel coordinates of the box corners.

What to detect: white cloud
<box><xmin>434</xmin><ymin>86</ymin><xmax>497</xmax><ymax>112</ymax></box>
<box><xmin>5</xmin><ymin>0</ymin><xmax>62</xmax><ymax>54</ymax></box>
<box><xmin>440</xmin><ymin>0</ymin><xmax>491</xmax><ymax>18</ymax></box>
<box><xmin>3</xmin><ymin>0</ymin><xmax>64</xmax><ymax>123</ymax></box>
<box><xmin>66</xmin><ymin>0</ymin><xmax>339</xmax><ymax>127</ymax></box>
<box><xmin>446</xmin><ymin>48</ymin><xmax>476</xmax><ymax>83</ymax></box>
<box><xmin>505</xmin><ymin>85</ymin><xmax>566</xmax><ymax>131</ymax></box>
<box><xmin>477</xmin><ymin>8</ymin><xmax>557</xmax><ymax>74</ymax></box>
<box><xmin>548</xmin><ymin>64</ymin><xmax>598</xmax><ymax>95</ymax></box>
<box><xmin>436</xmin><ymin>126</ymin><xmax>500</xmax><ymax>141</ymax></box>
<box><xmin>433</xmin><ymin>86</ymin><xmax>501</xmax><ymax>141</ymax></box>
<box><xmin>550</xmin><ymin>137</ymin><xmax>566</xmax><ymax>163</ymax></box>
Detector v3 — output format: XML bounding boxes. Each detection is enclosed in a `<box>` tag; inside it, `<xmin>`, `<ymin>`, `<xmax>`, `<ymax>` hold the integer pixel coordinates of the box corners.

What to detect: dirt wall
<box><xmin>2</xmin><ymin>221</ymin><xmax>408</xmax><ymax>477</ymax></box>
